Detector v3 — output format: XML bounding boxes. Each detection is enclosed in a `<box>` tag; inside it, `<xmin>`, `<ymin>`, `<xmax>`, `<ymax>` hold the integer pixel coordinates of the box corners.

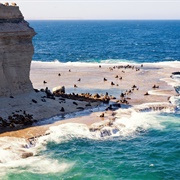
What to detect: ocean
<box><xmin>30</xmin><ymin>20</ymin><xmax>180</xmax><ymax>63</ymax></box>
<box><xmin>0</xmin><ymin>20</ymin><xmax>180</xmax><ymax>180</ymax></box>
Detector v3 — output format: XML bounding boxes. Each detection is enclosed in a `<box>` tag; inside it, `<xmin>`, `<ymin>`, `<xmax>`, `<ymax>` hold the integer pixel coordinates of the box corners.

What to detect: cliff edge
<box><xmin>0</xmin><ymin>3</ymin><xmax>36</xmax><ymax>96</ymax></box>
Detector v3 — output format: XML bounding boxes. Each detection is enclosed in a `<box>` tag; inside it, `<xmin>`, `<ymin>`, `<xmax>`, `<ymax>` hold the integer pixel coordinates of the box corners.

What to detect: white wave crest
<box><xmin>0</xmin><ymin>106</ymin><xmax>178</xmax><ymax>178</ymax></box>
<box><xmin>0</xmin><ymin>136</ymin><xmax>74</xmax><ymax>178</ymax></box>
<box><xmin>0</xmin><ymin>156</ymin><xmax>73</xmax><ymax>177</ymax></box>
<box><xmin>0</xmin><ymin>137</ymin><xmax>32</xmax><ymax>163</ymax></box>
<box><xmin>90</xmin><ymin>109</ymin><xmax>165</xmax><ymax>138</ymax></box>
<box><xmin>37</xmin><ymin>123</ymin><xmax>95</xmax><ymax>146</ymax></box>
<box><xmin>170</xmin><ymin>96</ymin><xmax>180</xmax><ymax>110</ymax></box>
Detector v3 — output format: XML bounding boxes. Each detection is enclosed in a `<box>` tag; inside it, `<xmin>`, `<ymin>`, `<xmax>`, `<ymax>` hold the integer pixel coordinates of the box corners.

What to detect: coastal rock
<box><xmin>0</xmin><ymin>4</ymin><xmax>36</xmax><ymax>96</ymax></box>
<box><xmin>21</xmin><ymin>152</ymin><xmax>33</xmax><ymax>159</ymax></box>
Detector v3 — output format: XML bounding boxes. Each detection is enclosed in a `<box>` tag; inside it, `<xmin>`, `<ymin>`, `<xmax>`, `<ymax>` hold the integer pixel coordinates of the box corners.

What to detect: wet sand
<box><xmin>0</xmin><ymin>61</ymin><xmax>179</xmax><ymax>138</ymax></box>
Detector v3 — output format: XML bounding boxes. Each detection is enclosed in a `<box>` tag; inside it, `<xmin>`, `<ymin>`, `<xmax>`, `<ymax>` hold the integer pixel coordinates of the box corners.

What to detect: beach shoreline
<box><xmin>0</xmin><ymin>61</ymin><xmax>179</xmax><ymax>139</ymax></box>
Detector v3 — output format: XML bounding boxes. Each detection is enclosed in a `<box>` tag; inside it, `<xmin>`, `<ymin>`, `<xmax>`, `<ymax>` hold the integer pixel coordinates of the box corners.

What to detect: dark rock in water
<box><xmin>21</xmin><ymin>152</ymin><xmax>33</xmax><ymax>159</ymax></box>
<box><xmin>136</xmin><ymin>127</ymin><xmax>146</xmax><ymax>133</ymax></box>
<box><xmin>58</xmin><ymin>73</ymin><xmax>61</xmax><ymax>76</ymax></box>
<box><xmin>10</xmin><ymin>95</ymin><xmax>14</xmax><ymax>98</ymax></box>
<box><xmin>43</xmin><ymin>80</ymin><xmax>47</xmax><ymax>84</ymax></box>
<box><xmin>41</xmin><ymin>99</ymin><xmax>46</xmax><ymax>102</ymax></box>
<box><xmin>175</xmin><ymin>86</ymin><xmax>180</xmax><ymax>94</ymax></box>
<box><xmin>104</xmin><ymin>78</ymin><xmax>107</xmax><ymax>81</ymax></box>
<box><xmin>100</xmin><ymin>129</ymin><xmax>112</xmax><ymax>137</ymax></box>
<box><xmin>32</xmin><ymin>99</ymin><xmax>37</xmax><ymax>103</ymax></box>
<box><xmin>112</xmin><ymin>128</ymin><xmax>119</xmax><ymax>134</ymax></box>
<box><xmin>77</xmin><ymin>78</ymin><xmax>81</xmax><ymax>82</ymax></box>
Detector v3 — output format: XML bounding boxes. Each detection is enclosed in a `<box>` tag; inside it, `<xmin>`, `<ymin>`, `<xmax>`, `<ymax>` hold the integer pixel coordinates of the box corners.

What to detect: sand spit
<box><xmin>31</xmin><ymin>61</ymin><xmax>178</xmax><ymax>105</ymax></box>
<box><xmin>0</xmin><ymin>61</ymin><xmax>179</xmax><ymax>138</ymax></box>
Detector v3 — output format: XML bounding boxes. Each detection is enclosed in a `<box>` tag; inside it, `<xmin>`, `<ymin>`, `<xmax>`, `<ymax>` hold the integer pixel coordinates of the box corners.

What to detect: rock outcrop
<box><xmin>0</xmin><ymin>4</ymin><xmax>36</xmax><ymax>96</ymax></box>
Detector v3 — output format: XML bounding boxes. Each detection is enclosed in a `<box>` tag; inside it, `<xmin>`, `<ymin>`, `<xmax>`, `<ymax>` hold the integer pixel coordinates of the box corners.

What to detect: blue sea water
<box><xmin>0</xmin><ymin>21</ymin><xmax>180</xmax><ymax>179</ymax></box>
<box><xmin>30</xmin><ymin>20</ymin><xmax>180</xmax><ymax>63</ymax></box>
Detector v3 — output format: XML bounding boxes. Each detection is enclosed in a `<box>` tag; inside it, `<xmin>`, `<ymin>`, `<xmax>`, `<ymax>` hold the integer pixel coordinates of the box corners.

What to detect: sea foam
<box><xmin>0</xmin><ymin>106</ymin><xmax>178</xmax><ymax>177</ymax></box>
<box><xmin>0</xmin><ymin>136</ymin><xmax>73</xmax><ymax>176</ymax></box>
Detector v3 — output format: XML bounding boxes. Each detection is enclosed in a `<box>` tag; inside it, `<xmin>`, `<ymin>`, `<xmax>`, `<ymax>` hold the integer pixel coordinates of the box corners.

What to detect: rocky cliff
<box><xmin>0</xmin><ymin>3</ymin><xmax>36</xmax><ymax>96</ymax></box>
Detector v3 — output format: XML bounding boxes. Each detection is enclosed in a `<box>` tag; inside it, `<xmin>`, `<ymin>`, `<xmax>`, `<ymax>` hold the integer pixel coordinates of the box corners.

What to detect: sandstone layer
<box><xmin>0</xmin><ymin>4</ymin><xmax>36</xmax><ymax>96</ymax></box>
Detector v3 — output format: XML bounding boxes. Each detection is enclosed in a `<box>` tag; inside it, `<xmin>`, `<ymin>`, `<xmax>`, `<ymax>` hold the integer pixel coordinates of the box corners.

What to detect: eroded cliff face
<box><xmin>0</xmin><ymin>4</ymin><xmax>36</xmax><ymax>96</ymax></box>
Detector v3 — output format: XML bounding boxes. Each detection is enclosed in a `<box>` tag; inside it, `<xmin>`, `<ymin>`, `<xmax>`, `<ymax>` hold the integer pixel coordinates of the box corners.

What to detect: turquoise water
<box><xmin>1</xmin><ymin>111</ymin><xmax>180</xmax><ymax>180</ymax></box>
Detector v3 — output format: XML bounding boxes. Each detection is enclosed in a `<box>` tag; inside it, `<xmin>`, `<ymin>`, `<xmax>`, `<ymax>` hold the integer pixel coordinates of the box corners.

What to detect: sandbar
<box><xmin>0</xmin><ymin>61</ymin><xmax>179</xmax><ymax>138</ymax></box>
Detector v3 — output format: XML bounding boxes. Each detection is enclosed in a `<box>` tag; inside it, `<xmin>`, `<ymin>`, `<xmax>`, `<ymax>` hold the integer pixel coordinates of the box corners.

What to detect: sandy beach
<box><xmin>0</xmin><ymin>61</ymin><xmax>179</xmax><ymax>139</ymax></box>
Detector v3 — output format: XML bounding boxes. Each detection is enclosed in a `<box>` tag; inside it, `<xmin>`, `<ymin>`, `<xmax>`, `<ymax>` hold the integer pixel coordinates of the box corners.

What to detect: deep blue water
<box><xmin>29</xmin><ymin>20</ymin><xmax>180</xmax><ymax>63</ymax></box>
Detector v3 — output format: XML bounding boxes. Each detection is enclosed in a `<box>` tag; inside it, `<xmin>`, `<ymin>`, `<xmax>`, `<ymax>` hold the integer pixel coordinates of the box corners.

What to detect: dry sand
<box><xmin>0</xmin><ymin>61</ymin><xmax>179</xmax><ymax>138</ymax></box>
